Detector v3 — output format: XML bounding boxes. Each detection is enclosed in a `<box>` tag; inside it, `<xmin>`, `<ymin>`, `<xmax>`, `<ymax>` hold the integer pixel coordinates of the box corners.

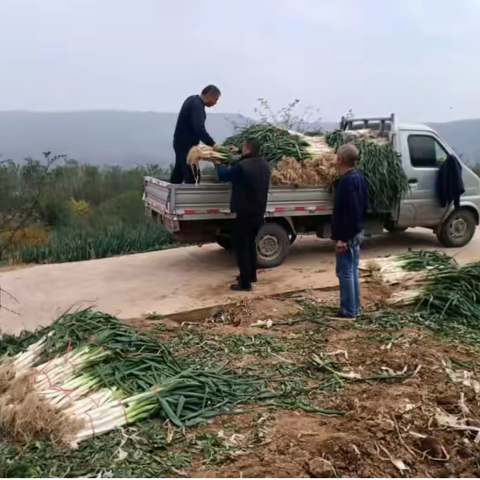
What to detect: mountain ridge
<box><xmin>0</xmin><ymin>111</ymin><xmax>478</xmax><ymax>166</ymax></box>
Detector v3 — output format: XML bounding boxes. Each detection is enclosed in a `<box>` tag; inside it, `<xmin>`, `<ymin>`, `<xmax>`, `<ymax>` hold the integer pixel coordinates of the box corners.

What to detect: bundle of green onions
<box><xmin>187</xmin><ymin>145</ymin><xmax>237</xmax><ymax>168</ymax></box>
<box><xmin>326</xmin><ymin>129</ymin><xmax>409</xmax><ymax>211</ymax></box>
<box><xmin>393</xmin><ymin>250</ymin><xmax>456</xmax><ymax>272</ymax></box>
<box><xmin>188</xmin><ymin>125</ymin><xmax>332</xmax><ymax>170</ymax></box>
<box><xmin>223</xmin><ymin>125</ymin><xmax>310</xmax><ymax>165</ymax></box>
<box><xmin>0</xmin><ymin>310</ymin><xmax>266</xmax><ymax>447</ymax></box>
<box><xmin>361</xmin><ymin>250</ymin><xmax>457</xmax><ymax>285</ymax></box>
<box><xmin>364</xmin><ymin>251</ymin><xmax>480</xmax><ymax>322</ymax></box>
<box><xmin>393</xmin><ymin>261</ymin><xmax>480</xmax><ymax>321</ymax></box>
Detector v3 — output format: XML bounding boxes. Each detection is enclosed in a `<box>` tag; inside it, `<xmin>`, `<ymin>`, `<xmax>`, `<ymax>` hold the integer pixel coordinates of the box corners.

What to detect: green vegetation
<box><xmin>374</xmin><ymin>251</ymin><xmax>480</xmax><ymax>322</ymax></box>
<box><xmin>394</xmin><ymin>249</ymin><xmax>457</xmax><ymax>271</ymax></box>
<box><xmin>0</xmin><ymin>155</ymin><xmax>176</xmax><ymax>264</ymax></box>
<box><xmin>0</xmin><ymin>310</ymin><xmax>267</xmax><ymax>442</ymax></box>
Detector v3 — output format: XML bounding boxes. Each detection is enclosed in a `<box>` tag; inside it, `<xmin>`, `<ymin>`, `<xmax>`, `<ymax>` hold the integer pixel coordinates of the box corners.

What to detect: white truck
<box><xmin>144</xmin><ymin>115</ymin><xmax>480</xmax><ymax>268</ymax></box>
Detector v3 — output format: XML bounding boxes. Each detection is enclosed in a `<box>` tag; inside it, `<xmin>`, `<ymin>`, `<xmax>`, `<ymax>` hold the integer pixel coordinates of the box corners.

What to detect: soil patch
<box><xmin>128</xmin><ymin>287</ymin><xmax>480</xmax><ymax>478</ymax></box>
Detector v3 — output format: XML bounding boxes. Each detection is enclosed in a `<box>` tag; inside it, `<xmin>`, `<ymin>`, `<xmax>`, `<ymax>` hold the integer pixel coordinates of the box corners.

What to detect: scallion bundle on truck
<box><xmin>188</xmin><ymin>123</ymin><xmax>409</xmax><ymax>212</ymax></box>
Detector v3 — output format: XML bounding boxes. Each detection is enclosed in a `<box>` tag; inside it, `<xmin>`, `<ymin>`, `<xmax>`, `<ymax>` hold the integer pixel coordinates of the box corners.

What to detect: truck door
<box><xmin>400</xmin><ymin>131</ymin><xmax>449</xmax><ymax>226</ymax></box>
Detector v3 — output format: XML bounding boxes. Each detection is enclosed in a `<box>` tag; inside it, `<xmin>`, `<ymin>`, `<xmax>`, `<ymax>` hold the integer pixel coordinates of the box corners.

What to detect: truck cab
<box><xmin>397</xmin><ymin>123</ymin><xmax>479</xmax><ymax>246</ymax></box>
<box><xmin>344</xmin><ymin>116</ymin><xmax>480</xmax><ymax>248</ymax></box>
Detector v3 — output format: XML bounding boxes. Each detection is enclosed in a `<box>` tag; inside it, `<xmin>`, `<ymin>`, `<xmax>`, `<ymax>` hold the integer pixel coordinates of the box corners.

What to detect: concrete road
<box><xmin>2</xmin><ymin>228</ymin><xmax>480</xmax><ymax>335</ymax></box>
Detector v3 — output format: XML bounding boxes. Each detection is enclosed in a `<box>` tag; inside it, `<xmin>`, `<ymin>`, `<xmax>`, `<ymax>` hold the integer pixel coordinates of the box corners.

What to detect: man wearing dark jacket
<box><xmin>331</xmin><ymin>144</ymin><xmax>368</xmax><ymax>319</ymax></box>
<box><xmin>170</xmin><ymin>85</ymin><xmax>221</xmax><ymax>184</ymax></box>
<box><xmin>215</xmin><ymin>138</ymin><xmax>270</xmax><ymax>291</ymax></box>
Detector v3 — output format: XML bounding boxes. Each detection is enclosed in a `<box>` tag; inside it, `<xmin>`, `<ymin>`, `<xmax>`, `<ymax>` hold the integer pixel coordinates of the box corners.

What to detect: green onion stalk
<box><xmin>70</xmin><ymin>379</ymin><xmax>185</xmax><ymax>446</ymax></box>
<box><xmin>388</xmin><ymin>260</ymin><xmax>480</xmax><ymax>322</ymax></box>
<box><xmin>363</xmin><ymin>250</ymin><xmax>456</xmax><ymax>286</ymax></box>
<box><xmin>3</xmin><ymin>332</ymin><xmax>53</xmax><ymax>376</ymax></box>
<box><xmin>223</xmin><ymin>125</ymin><xmax>312</xmax><ymax>166</ymax></box>
<box><xmin>35</xmin><ymin>345</ymin><xmax>111</xmax><ymax>392</ymax></box>
<box><xmin>41</xmin><ymin>373</ymin><xmax>116</xmax><ymax>409</ymax></box>
<box><xmin>63</xmin><ymin>387</ymin><xmax>122</xmax><ymax>416</ymax></box>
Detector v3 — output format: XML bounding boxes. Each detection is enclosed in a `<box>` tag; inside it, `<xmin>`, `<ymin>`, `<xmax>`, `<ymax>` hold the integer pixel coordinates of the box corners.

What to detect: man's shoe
<box><xmin>236</xmin><ymin>275</ymin><xmax>257</xmax><ymax>283</ymax></box>
<box><xmin>230</xmin><ymin>283</ymin><xmax>252</xmax><ymax>292</ymax></box>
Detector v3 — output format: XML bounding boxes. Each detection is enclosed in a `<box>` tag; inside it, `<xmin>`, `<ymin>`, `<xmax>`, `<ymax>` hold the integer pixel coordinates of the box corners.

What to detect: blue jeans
<box><xmin>335</xmin><ymin>232</ymin><xmax>363</xmax><ymax>317</ymax></box>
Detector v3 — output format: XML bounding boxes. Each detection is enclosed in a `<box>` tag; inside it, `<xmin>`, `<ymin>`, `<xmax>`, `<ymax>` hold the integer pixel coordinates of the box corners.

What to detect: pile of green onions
<box><xmin>366</xmin><ymin>251</ymin><xmax>480</xmax><ymax>322</ymax></box>
<box><xmin>223</xmin><ymin>125</ymin><xmax>313</xmax><ymax>165</ymax></box>
<box><xmin>0</xmin><ymin>310</ymin><xmax>266</xmax><ymax>446</ymax></box>
<box><xmin>362</xmin><ymin>250</ymin><xmax>456</xmax><ymax>286</ymax></box>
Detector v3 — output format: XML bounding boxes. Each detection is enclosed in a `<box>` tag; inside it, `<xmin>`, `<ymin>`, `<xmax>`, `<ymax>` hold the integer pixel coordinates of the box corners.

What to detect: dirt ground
<box><xmin>123</xmin><ymin>284</ymin><xmax>480</xmax><ymax>478</ymax></box>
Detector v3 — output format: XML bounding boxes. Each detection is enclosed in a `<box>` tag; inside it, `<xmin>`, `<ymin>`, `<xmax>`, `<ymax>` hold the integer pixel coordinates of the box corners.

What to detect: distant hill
<box><xmin>0</xmin><ymin>111</ymin><xmax>242</xmax><ymax>167</ymax></box>
<box><xmin>0</xmin><ymin>111</ymin><xmax>479</xmax><ymax>167</ymax></box>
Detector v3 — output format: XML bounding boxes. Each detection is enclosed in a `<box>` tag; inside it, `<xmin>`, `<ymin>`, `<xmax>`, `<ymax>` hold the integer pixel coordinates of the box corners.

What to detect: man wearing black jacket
<box><xmin>214</xmin><ymin>138</ymin><xmax>270</xmax><ymax>291</ymax></box>
<box><xmin>170</xmin><ymin>85</ymin><xmax>221</xmax><ymax>184</ymax></box>
<box><xmin>331</xmin><ymin>144</ymin><xmax>368</xmax><ymax>319</ymax></box>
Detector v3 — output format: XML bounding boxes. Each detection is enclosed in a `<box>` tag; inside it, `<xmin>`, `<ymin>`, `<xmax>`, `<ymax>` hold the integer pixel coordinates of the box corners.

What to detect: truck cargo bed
<box><xmin>144</xmin><ymin>175</ymin><xmax>334</xmax><ymax>221</ymax></box>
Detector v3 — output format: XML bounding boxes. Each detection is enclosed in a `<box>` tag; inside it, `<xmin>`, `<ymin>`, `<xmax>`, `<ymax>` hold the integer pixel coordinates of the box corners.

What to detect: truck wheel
<box><xmin>437</xmin><ymin>209</ymin><xmax>476</xmax><ymax>247</ymax></box>
<box><xmin>384</xmin><ymin>220</ymin><xmax>407</xmax><ymax>233</ymax></box>
<box><xmin>216</xmin><ymin>234</ymin><xmax>231</xmax><ymax>250</ymax></box>
<box><xmin>256</xmin><ymin>223</ymin><xmax>290</xmax><ymax>268</ymax></box>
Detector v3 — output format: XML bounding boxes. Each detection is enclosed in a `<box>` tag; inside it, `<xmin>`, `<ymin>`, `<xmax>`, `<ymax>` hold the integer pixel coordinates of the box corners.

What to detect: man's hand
<box><xmin>213</xmin><ymin>143</ymin><xmax>221</xmax><ymax>151</ymax></box>
<box><xmin>336</xmin><ymin>240</ymin><xmax>347</xmax><ymax>252</ymax></box>
<box><xmin>230</xmin><ymin>145</ymin><xmax>239</xmax><ymax>153</ymax></box>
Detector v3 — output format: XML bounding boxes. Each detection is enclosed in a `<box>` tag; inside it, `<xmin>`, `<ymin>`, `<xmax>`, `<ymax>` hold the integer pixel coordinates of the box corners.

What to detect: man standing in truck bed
<box><xmin>170</xmin><ymin>85</ymin><xmax>221</xmax><ymax>184</ymax></box>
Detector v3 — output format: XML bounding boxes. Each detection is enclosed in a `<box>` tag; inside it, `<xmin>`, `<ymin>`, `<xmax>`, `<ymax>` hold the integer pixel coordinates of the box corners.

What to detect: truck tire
<box><xmin>256</xmin><ymin>222</ymin><xmax>290</xmax><ymax>268</ymax></box>
<box><xmin>437</xmin><ymin>209</ymin><xmax>476</xmax><ymax>248</ymax></box>
<box><xmin>384</xmin><ymin>220</ymin><xmax>408</xmax><ymax>233</ymax></box>
<box><xmin>216</xmin><ymin>234</ymin><xmax>231</xmax><ymax>250</ymax></box>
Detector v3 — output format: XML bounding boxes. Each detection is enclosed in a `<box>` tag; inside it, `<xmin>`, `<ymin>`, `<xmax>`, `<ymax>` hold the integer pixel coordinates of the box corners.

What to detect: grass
<box><xmin>4</xmin><ymin>221</ymin><xmax>177</xmax><ymax>264</ymax></box>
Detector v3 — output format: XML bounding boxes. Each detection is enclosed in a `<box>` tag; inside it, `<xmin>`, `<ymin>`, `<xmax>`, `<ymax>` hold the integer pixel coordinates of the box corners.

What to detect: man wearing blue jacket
<box><xmin>331</xmin><ymin>144</ymin><xmax>368</xmax><ymax>319</ymax></box>
<box><xmin>171</xmin><ymin>85</ymin><xmax>221</xmax><ymax>184</ymax></box>
<box><xmin>214</xmin><ymin>138</ymin><xmax>270</xmax><ymax>291</ymax></box>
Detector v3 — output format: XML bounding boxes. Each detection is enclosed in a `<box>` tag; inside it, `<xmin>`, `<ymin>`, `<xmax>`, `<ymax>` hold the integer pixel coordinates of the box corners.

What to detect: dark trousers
<box><xmin>233</xmin><ymin>215</ymin><xmax>263</xmax><ymax>288</ymax></box>
<box><xmin>170</xmin><ymin>146</ymin><xmax>201</xmax><ymax>184</ymax></box>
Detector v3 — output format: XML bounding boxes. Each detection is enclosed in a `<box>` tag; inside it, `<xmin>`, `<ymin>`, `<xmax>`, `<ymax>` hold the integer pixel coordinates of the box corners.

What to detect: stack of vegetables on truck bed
<box><xmin>188</xmin><ymin>124</ymin><xmax>409</xmax><ymax>212</ymax></box>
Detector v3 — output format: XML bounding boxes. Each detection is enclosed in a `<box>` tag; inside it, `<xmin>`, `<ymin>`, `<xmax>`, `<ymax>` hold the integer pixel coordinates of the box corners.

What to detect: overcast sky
<box><xmin>0</xmin><ymin>0</ymin><xmax>479</xmax><ymax>122</ymax></box>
